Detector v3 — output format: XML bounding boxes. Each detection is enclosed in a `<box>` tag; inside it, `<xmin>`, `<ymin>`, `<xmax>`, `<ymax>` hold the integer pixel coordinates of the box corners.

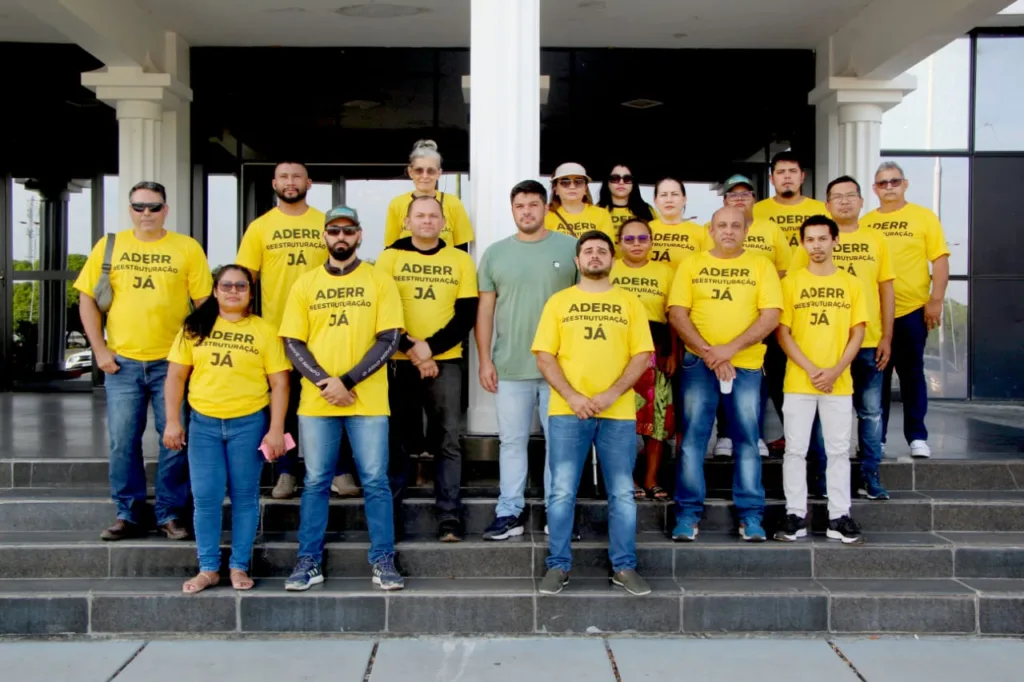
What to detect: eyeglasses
<box><xmin>828</xmin><ymin>192</ymin><xmax>862</xmax><ymax>203</ymax></box>
<box><xmin>621</xmin><ymin>234</ymin><xmax>650</xmax><ymax>244</ymax></box>
<box><xmin>410</xmin><ymin>167</ymin><xmax>440</xmax><ymax>177</ymax></box>
<box><xmin>609</xmin><ymin>174</ymin><xmax>633</xmax><ymax>184</ymax></box>
<box><xmin>726</xmin><ymin>191</ymin><xmax>755</xmax><ymax>200</ymax></box>
<box><xmin>217</xmin><ymin>280</ymin><xmax>250</xmax><ymax>292</ymax></box>
<box><xmin>557</xmin><ymin>177</ymin><xmax>587</xmax><ymax>188</ymax></box>
<box><xmin>130</xmin><ymin>202</ymin><xmax>165</xmax><ymax>213</ymax></box>
<box><xmin>875</xmin><ymin>178</ymin><xmax>905</xmax><ymax>189</ymax></box>
<box><xmin>325</xmin><ymin>224</ymin><xmax>361</xmax><ymax>237</ymax></box>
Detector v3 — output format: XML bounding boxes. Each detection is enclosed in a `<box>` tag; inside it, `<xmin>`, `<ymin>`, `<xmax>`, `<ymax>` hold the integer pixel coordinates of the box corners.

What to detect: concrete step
<box><xmin>4</xmin><ymin>489</ymin><xmax>1024</xmax><ymax>533</ymax></box>
<box><xmin>0</xmin><ymin>576</ymin><xmax>1020</xmax><ymax>636</ymax></box>
<box><xmin>1</xmin><ymin>530</ymin><xmax>1022</xmax><ymax>581</ymax></box>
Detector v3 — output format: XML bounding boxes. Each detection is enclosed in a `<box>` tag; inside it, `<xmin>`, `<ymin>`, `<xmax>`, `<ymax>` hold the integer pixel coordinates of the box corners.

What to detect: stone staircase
<box><xmin>1</xmin><ymin>450</ymin><xmax>1023</xmax><ymax>637</ymax></box>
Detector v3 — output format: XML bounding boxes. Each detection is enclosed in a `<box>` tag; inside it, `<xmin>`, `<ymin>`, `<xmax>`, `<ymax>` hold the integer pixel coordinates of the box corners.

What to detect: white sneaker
<box><xmin>713</xmin><ymin>437</ymin><xmax>733</xmax><ymax>457</ymax></box>
<box><xmin>910</xmin><ymin>440</ymin><xmax>931</xmax><ymax>458</ymax></box>
<box><xmin>705</xmin><ymin>436</ymin><xmax>717</xmax><ymax>459</ymax></box>
<box><xmin>758</xmin><ymin>439</ymin><xmax>769</xmax><ymax>458</ymax></box>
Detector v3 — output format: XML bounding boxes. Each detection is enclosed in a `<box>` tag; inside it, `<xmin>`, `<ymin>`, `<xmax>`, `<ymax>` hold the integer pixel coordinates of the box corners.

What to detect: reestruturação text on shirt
<box><xmin>265</xmin><ymin>227</ymin><xmax>324</xmax><ymax>261</ymax></box>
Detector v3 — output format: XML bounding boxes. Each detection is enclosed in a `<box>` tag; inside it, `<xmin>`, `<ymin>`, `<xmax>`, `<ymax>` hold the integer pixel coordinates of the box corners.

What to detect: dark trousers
<box><xmin>882</xmin><ymin>308</ymin><xmax>930</xmax><ymax>444</ymax></box>
<box><xmin>277</xmin><ymin>370</ymin><xmax>353</xmax><ymax>479</ymax></box>
<box><xmin>759</xmin><ymin>334</ymin><xmax>787</xmax><ymax>439</ymax></box>
<box><xmin>388</xmin><ymin>360</ymin><xmax>463</xmax><ymax>526</ymax></box>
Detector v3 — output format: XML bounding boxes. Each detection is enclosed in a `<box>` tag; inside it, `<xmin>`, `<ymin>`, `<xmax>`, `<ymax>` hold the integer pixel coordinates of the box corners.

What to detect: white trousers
<box><xmin>782</xmin><ymin>393</ymin><xmax>854</xmax><ymax>520</ymax></box>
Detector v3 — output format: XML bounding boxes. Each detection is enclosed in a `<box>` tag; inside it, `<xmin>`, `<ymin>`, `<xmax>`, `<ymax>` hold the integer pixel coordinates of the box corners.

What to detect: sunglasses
<box><xmin>557</xmin><ymin>177</ymin><xmax>587</xmax><ymax>188</ymax></box>
<box><xmin>875</xmin><ymin>178</ymin><xmax>905</xmax><ymax>189</ymax></box>
<box><xmin>325</xmin><ymin>224</ymin><xmax>361</xmax><ymax>237</ymax></box>
<box><xmin>726</xmin><ymin>191</ymin><xmax>755</xmax><ymax>200</ymax></box>
<box><xmin>621</xmin><ymin>234</ymin><xmax>651</xmax><ymax>244</ymax></box>
<box><xmin>130</xmin><ymin>202</ymin><xmax>165</xmax><ymax>213</ymax></box>
<box><xmin>217</xmin><ymin>280</ymin><xmax>250</xmax><ymax>292</ymax></box>
<box><xmin>410</xmin><ymin>167</ymin><xmax>440</xmax><ymax>177</ymax></box>
<box><xmin>609</xmin><ymin>174</ymin><xmax>633</xmax><ymax>184</ymax></box>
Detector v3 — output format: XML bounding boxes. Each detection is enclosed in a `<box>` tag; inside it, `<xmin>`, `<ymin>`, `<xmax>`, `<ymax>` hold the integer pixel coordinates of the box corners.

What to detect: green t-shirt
<box><xmin>478</xmin><ymin>231</ymin><xmax>579</xmax><ymax>380</ymax></box>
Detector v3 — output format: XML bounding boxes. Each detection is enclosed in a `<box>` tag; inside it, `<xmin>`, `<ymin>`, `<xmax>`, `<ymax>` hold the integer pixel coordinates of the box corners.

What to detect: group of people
<box><xmin>72</xmin><ymin>140</ymin><xmax>949</xmax><ymax>598</ymax></box>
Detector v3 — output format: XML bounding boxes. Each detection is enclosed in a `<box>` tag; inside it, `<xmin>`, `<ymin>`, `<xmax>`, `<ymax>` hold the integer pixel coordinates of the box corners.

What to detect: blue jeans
<box><xmin>298</xmin><ymin>415</ymin><xmax>393</xmax><ymax>564</ymax></box>
<box><xmin>809</xmin><ymin>347</ymin><xmax>885</xmax><ymax>477</ymax></box>
<box><xmin>105</xmin><ymin>356</ymin><xmax>188</xmax><ymax>526</ymax></box>
<box><xmin>495</xmin><ymin>379</ymin><xmax>551</xmax><ymax>518</ymax></box>
<box><xmin>278</xmin><ymin>370</ymin><xmax>351</xmax><ymax>478</ymax></box>
<box><xmin>882</xmin><ymin>308</ymin><xmax>929</xmax><ymax>444</ymax></box>
<box><xmin>188</xmin><ymin>409</ymin><xmax>267</xmax><ymax>572</ymax></box>
<box><xmin>675</xmin><ymin>352</ymin><xmax>765</xmax><ymax>521</ymax></box>
<box><xmin>546</xmin><ymin>416</ymin><xmax>637</xmax><ymax>572</ymax></box>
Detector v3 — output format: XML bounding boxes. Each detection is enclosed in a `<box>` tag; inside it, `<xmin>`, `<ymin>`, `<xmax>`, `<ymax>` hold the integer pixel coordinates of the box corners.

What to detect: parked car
<box><xmin>65</xmin><ymin>351</ymin><xmax>92</xmax><ymax>371</ymax></box>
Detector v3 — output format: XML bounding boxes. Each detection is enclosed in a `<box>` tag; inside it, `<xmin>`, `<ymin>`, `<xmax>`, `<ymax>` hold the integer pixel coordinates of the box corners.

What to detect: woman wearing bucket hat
<box><xmin>544</xmin><ymin>162</ymin><xmax>616</xmax><ymax>242</ymax></box>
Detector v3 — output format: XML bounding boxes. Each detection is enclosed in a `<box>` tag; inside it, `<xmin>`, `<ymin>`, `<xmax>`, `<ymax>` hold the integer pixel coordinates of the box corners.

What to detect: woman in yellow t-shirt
<box><xmin>383</xmin><ymin>139</ymin><xmax>474</xmax><ymax>248</ymax></box>
<box><xmin>596</xmin><ymin>163</ymin><xmax>655</xmax><ymax>233</ymax></box>
<box><xmin>163</xmin><ymin>265</ymin><xmax>291</xmax><ymax>594</ymax></box>
<box><xmin>649</xmin><ymin>176</ymin><xmax>707</xmax><ymax>268</ymax></box>
<box><xmin>544</xmin><ymin>162</ymin><xmax>616</xmax><ymax>241</ymax></box>
<box><xmin>611</xmin><ymin>219</ymin><xmax>677</xmax><ymax>501</ymax></box>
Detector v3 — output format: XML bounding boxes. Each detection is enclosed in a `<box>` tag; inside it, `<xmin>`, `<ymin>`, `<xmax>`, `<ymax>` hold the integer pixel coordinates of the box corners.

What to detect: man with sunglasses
<box><xmin>74</xmin><ymin>181</ymin><xmax>212</xmax><ymax>541</ymax></box>
<box><xmin>862</xmin><ymin>162</ymin><xmax>950</xmax><ymax>459</ymax></box>
<box><xmin>278</xmin><ymin>206</ymin><xmax>405</xmax><ymax>591</ymax></box>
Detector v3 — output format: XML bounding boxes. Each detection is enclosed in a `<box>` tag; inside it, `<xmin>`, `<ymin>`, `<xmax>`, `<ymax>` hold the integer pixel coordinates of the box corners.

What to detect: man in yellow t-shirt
<box><xmin>73</xmin><ymin>180</ymin><xmax>212</xmax><ymax>542</ymax></box>
<box><xmin>776</xmin><ymin>215</ymin><xmax>868</xmax><ymax>545</ymax></box>
<box><xmin>234</xmin><ymin>161</ymin><xmax>339</xmax><ymax>499</ymax></box>
<box><xmin>863</xmin><ymin>161</ymin><xmax>950</xmax><ymax>458</ymax></box>
<box><xmin>753</xmin><ymin>151</ymin><xmax>830</xmax><ymax>251</ymax></box>
<box><xmin>532</xmin><ymin>230</ymin><xmax>654</xmax><ymax>597</ymax></box>
<box><xmin>668</xmin><ymin>206</ymin><xmax>783</xmax><ymax>543</ymax></box>
<box><xmin>277</xmin><ymin>205</ymin><xmax>405</xmax><ymax>592</ymax></box>
<box><xmin>376</xmin><ymin>196</ymin><xmax>478</xmax><ymax>542</ymax></box>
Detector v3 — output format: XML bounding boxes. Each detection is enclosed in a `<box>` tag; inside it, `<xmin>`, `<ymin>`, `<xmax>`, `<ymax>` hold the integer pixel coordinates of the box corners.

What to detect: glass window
<box><xmin>975</xmin><ymin>35</ymin><xmax>1024</xmax><ymax>151</ymax></box>
<box><xmin>11</xmin><ymin>183</ymin><xmax>42</xmax><ymax>268</ymax></box>
<box><xmin>67</xmin><ymin>183</ymin><xmax>92</xmax><ymax>272</ymax></box>
<box><xmin>206</xmin><ymin>175</ymin><xmax>239</xmax><ymax>271</ymax></box>
<box><xmin>102</xmin><ymin>175</ymin><xmax>120</xmax><ymax>235</ymax></box>
<box><xmin>344</xmin><ymin>179</ymin><xmax>410</xmax><ymax>262</ymax></box>
<box><xmin>879</xmin><ymin>156</ymin><xmax>968</xmax><ymax>276</ymax></box>
<box><xmin>924</xmin><ymin>280</ymin><xmax>968</xmax><ymax>399</ymax></box>
<box><xmin>881</xmin><ymin>39</ymin><xmax>970</xmax><ymax>151</ymax></box>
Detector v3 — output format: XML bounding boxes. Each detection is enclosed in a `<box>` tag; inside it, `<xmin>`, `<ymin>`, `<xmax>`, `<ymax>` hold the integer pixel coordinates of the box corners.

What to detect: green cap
<box><xmin>324</xmin><ymin>205</ymin><xmax>361</xmax><ymax>226</ymax></box>
<box><xmin>722</xmin><ymin>174</ymin><xmax>755</xmax><ymax>194</ymax></box>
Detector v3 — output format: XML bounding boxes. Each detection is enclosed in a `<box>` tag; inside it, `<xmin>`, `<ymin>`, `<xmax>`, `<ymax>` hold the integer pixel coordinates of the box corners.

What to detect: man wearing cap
<box><xmin>544</xmin><ymin>163</ymin><xmax>616</xmax><ymax>242</ymax></box>
<box><xmin>376</xmin><ymin>195</ymin><xmax>478</xmax><ymax>543</ymax></box>
<box><xmin>235</xmin><ymin>161</ymin><xmax>358</xmax><ymax>500</ymax></box>
<box><xmin>277</xmin><ymin>205</ymin><xmax>405</xmax><ymax>591</ymax></box>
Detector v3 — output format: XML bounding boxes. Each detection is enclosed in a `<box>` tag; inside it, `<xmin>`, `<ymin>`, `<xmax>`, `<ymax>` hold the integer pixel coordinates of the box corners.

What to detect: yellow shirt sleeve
<box><xmin>774</xmin><ymin>226</ymin><xmax>793</xmax><ymax>272</ymax></box>
<box><xmin>187</xmin><ymin>240</ymin><xmax>214</xmax><ymax>300</ymax></box>
<box><xmin>780</xmin><ymin>277</ymin><xmax>795</xmax><ymax>328</ymax></box>
<box><xmin>877</xmin><ymin>237</ymin><xmax>895</xmax><ymax>283</ymax></box>
<box><xmin>278</xmin><ymin>279</ymin><xmax>310</xmax><ymax>342</ymax></box>
<box><xmin>850</xmin><ymin>278</ymin><xmax>869</xmax><ymax>329</ymax></box>
<box><xmin>596</xmin><ymin>209</ymin><xmax>616</xmax><ymax>242</ymax></box>
<box><xmin>628</xmin><ymin>296</ymin><xmax>656</xmax><ymax>355</ymax></box>
<box><xmin>374</xmin><ymin>249</ymin><xmax>397</xmax><ymax>276</ymax></box>
<box><xmin>757</xmin><ymin>260</ymin><xmax>784</xmax><ymax>311</ymax></box>
<box><xmin>166</xmin><ymin>328</ymin><xmax>193</xmax><ymax>366</ymax></box>
<box><xmin>667</xmin><ymin>259</ymin><xmax>694</xmax><ymax>309</ymax></box>
<box><xmin>264</xmin><ymin>334</ymin><xmax>292</xmax><ymax>374</ymax></box>
<box><xmin>447</xmin><ymin>195</ymin><xmax>475</xmax><ymax>246</ymax></box>
<box><xmin>72</xmin><ymin>236</ymin><xmax>107</xmax><ymax>296</ymax></box>
<box><xmin>235</xmin><ymin>222</ymin><xmax>264</xmax><ymax>273</ymax></box>
<box><xmin>530</xmin><ymin>298</ymin><xmax>561</xmax><ymax>356</ymax></box>
<box><xmin>457</xmin><ymin>252</ymin><xmax>479</xmax><ymax>298</ymax></box>
<box><xmin>384</xmin><ymin>196</ymin><xmax>406</xmax><ymax>248</ymax></box>
<box><xmin>924</xmin><ymin>211</ymin><xmax>951</xmax><ymax>262</ymax></box>
<box><xmin>374</xmin><ymin>271</ymin><xmax>406</xmax><ymax>333</ymax></box>
<box><xmin>790</xmin><ymin>246</ymin><xmax>809</xmax><ymax>272</ymax></box>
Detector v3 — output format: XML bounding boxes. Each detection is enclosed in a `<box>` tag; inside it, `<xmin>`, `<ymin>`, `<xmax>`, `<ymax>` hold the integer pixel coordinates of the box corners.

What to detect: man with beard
<box><xmin>236</xmin><ymin>162</ymin><xmax>355</xmax><ymax>499</ymax></box>
<box><xmin>532</xmin><ymin>230</ymin><xmax>654</xmax><ymax>596</ymax></box>
<box><xmin>278</xmin><ymin>206</ymin><xmax>405</xmax><ymax>591</ymax></box>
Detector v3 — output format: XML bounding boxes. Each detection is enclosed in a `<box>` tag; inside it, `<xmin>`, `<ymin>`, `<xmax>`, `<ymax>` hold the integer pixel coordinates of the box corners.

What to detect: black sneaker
<box><xmin>437</xmin><ymin>519</ymin><xmax>463</xmax><ymax>543</ymax></box>
<box><xmin>858</xmin><ymin>471</ymin><xmax>890</xmax><ymax>500</ymax></box>
<box><xmin>827</xmin><ymin>515</ymin><xmax>865</xmax><ymax>544</ymax></box>
<box><xmin>538</xmin><ymin>567</ymin><xmax>569</xmax><ymax>595</ymax></box>
<box><xmin>773</xmin><ymin>513</ymin><xmax>807</xmax><ymax>542</ymax></box>
<box><xmin>482</xmin><ymin>514</ymin><xmax>525</xmax><ymax>541</ymax></box>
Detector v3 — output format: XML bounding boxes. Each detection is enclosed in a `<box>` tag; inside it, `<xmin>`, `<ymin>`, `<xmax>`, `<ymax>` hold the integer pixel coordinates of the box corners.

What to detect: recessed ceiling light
<box><xmin>673</xmin><ymin>32</ymin><xmax>688</xmax><ymax>38</ymax></box>
<box><xmin>621</xmin><ymin>98</ymin><xmax>663</xmax><ymax>110</ymax></box>
<box><xmin>336</xmin><ymin>4</ymin><xmax>431</xmax><ymax>19</ymax></box>
<box><xmin>578</xmin><ymin>0</ymin><xmax>606</xmax><ymax>8</ymax></box>
<box><xmin>343</xmin><ymin>99</ymin><xmax>381</xmax><ymax>110</ymax></box>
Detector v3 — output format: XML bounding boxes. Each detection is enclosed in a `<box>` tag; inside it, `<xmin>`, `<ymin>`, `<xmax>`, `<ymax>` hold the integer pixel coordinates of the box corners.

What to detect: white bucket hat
<box><xmin>552</xmin><ymin>162</ymin><xmax>591</xmax><ymax>182</ymax></box>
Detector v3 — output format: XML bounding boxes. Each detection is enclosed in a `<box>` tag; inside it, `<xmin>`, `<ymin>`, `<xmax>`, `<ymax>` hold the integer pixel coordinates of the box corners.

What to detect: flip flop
<box><xmin>633</xmin><ymin>484</ymin><xmax>646</xmax><ymax>500</ymax></box>
<box><xmin>182</xmin><ymin>571</ymin><xmax>220</xmax><ymax>594</ymax></box>
<box><xmin>230</xmin><ymin>569</ymin><xmax>255</xmax><ymax>591</ymax></box>
<box><xmin>646</xmin><ymin>486</ymin><xmax>669</xmax><ymax>501</ymax></box>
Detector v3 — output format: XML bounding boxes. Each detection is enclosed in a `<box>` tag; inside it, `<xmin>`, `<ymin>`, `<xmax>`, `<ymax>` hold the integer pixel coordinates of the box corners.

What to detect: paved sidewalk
<box><xmin>1</xmin><ymin>636</ymin><xmax>1023</xmax><ymax>681</ymax></box>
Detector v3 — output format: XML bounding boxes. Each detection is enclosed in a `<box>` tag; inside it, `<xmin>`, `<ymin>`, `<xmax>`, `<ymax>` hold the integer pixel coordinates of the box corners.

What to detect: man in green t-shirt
<box><xmin>476</xmin><ymin>180</ymin><xmax>578</xmax><ymax>541</ymax></box>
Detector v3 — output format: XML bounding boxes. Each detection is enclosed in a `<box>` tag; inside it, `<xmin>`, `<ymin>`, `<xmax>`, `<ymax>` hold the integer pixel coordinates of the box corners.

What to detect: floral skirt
<box><xmin>634</xmin><ymin>353</ymin><xmax>674</xmax><ymax>441</ymax></box>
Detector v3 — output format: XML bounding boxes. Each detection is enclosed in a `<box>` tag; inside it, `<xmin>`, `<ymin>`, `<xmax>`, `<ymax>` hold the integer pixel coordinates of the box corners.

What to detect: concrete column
<box><xmin>24</xmin><ymin>180</ymin><xmax>71</xmax><ymax>374</ymax></box>
<box><xmin>838</xmin><ymin>103</ymin><xmax>885</xmax><ymax>200</ymax></box>
<box><xmin>465</xmin><ymin>0</ymin><xmax>541</xmax><ymax>435</ymax></box>
<box><xmin>116</xmin><ymin>99</ymin><xmax>163</xmax><ymax>204</ymax></box>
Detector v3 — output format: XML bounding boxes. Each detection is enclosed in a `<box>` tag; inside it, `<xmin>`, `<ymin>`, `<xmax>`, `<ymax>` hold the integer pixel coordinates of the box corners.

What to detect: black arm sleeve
<box><xmin>341</xmin><ymin>328</ymin><xmax>401</xmax><ymax>390</ymax></box>
<box><xmin>283</xmin><ymin>337</ymin><xmax>330</xmax><ymax>384</ymax></box>
<box><xmin>425</xmin><ymin>297</ymin><xmax>479</xmax><ymax>357</ymax></box>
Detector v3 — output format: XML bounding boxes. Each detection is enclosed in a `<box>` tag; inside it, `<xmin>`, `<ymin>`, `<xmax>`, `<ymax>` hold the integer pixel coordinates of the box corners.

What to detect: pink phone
<box><xmin>260</xmin><ymin>433</ymin><xmax>296</xmax><ymax>460</ymax></box>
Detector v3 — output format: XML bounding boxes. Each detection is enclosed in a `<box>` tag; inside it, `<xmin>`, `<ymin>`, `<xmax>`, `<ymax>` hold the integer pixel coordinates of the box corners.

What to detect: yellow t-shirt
<box><xmin>861</xmin><ymin>203</ymin><xmax>950</xmax><ymax>318</ymax></box>
<box><xmin>278</xmin><ymin>263</ymin><xmax>404</xmax><ymax>417</ymax></box>
<box><xmin>703</xmin><ymin>219</ymin><xmax>792</xmax><ymax>273</ymax></box>
<box><xmin>753</xmin><ymin>197</ymin><xmax>830</xmax><ymax>250</ymax></box>
<box><xmin>532</xmin><ymin>286</ymin><xmax>654</xmax><ymax>420</ymax></box>
<box><xmin>375</xmin><ymin>245</ymin><xmax>478</xmax><ymax>361</ymax></box>
<box><xmin>605</xmin><ymin>204</ymin><xmax>658</xmax><ymax>236</ymax></box>
<box><xmin>384</xmin><ymin>191</ymin><xmax>474</xmax><ymax>247</ymax></box>
<box><xmin>235</xmin><ymin>207</ymin><xmax>329</xmax><ymax>330</ymax></box>
<box><xmin>790</xmin><ymin>226</ymin><xmax>893</xmax><ymax>348</ymax></box>
<box><xmin>649</xmin><ymin>219</ymin><xmax>707</xmax><ymax>269</ymax></box>
<box><xmin>668</xmin><ymin>250</ymin><xmax>783</xmax><ymax>370</ymax></box>
<box><xmin>610</xmin><ymin>259</ymin><xmax>674</xmax><ymax>324</ymax></box>
<box><xmin>73</xmin><ymin>230</ymin><xmax>213</xmax><ymax>362</ymax></box>
<box><xmin>545</xmin><ymin>204</ymin><xmax>616</xmax><ymax>242</ymax></box>
<box><xmin>780</xmin><ymin>268</ymin><xmax>869</xmax><ymax>396</ymax></box>
<box><xmin>168</xmin><ymin>315</ymin><xmax>291</xmax><ymax>420</ymax></box>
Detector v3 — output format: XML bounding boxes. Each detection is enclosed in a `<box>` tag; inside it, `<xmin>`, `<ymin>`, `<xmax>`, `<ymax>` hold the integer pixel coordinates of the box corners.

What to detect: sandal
<box><xmin>230</xmin><ymin>569</ymin><xmax>255</xmax><ymax>591</ymax></box>
<box><xmin>633</xmin><ymin>484</ymin><xmax>646</xmax><ymax>500</ymax></box>
<box><xmin>646</xmin><ymin>486</ymin><xmax>669</xmax><ymax>501</ymax></box>
<box><xmin>182</xmin><ymin>571</ymin><xmax>220</xmax><ymax>594</ymax></box>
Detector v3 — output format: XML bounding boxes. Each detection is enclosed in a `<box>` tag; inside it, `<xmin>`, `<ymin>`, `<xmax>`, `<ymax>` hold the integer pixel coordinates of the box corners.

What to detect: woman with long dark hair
<box><xmin>610</xmin><ymin>219</ymin><xmax>677</xmax><ymax>500</ymax></box>
<box><xmin>163</xmin><ymin>265</ymin><xmax>291</xmax><ymax>594</ymax></box>
<box><xmin>597</xmin><ymin>164</ymin><xmax>655</xmax><ymax>233</ymax></box>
